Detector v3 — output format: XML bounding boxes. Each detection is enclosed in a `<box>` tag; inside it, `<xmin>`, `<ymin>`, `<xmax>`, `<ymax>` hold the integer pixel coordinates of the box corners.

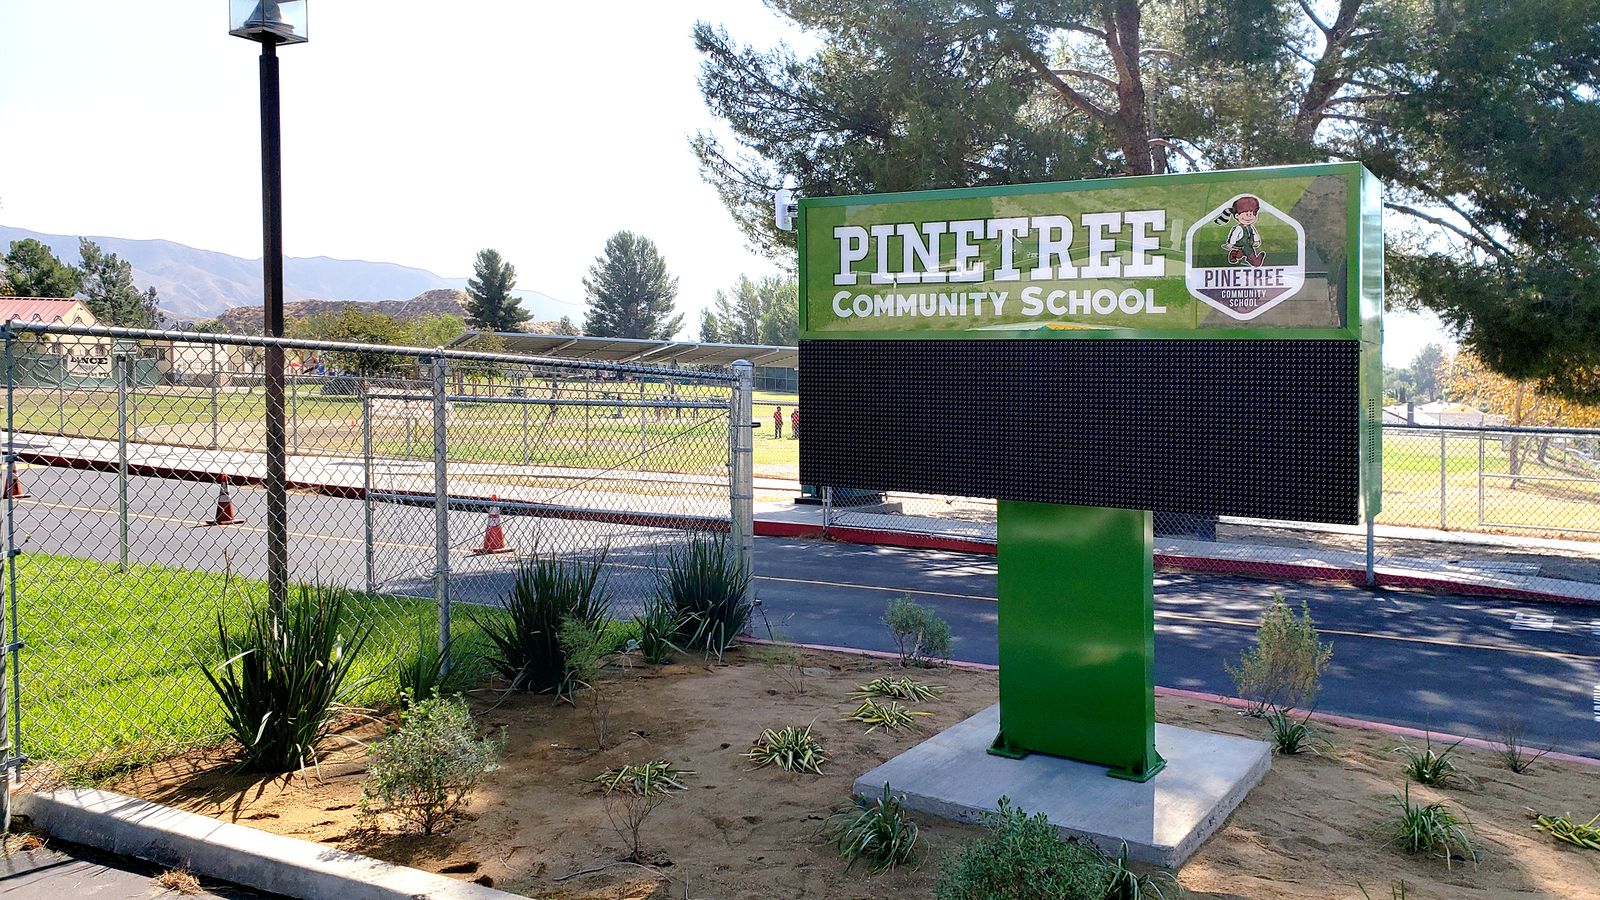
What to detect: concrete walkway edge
<box><xmin>14</xmin><ymin>788</ymin><xmax>516</xmax><ymax>900</ymax></box>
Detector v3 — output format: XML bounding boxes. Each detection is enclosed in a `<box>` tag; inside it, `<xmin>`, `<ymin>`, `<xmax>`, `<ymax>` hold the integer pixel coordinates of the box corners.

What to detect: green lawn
<box><xmin>12</xmin><ymin>554</ymin><xmax>520</xmax><ymax>769</ymax></box>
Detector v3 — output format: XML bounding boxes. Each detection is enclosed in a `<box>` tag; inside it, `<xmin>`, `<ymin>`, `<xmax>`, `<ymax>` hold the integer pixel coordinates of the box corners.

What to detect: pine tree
<box><xmin>77</xmin><ymin>238</ymin><xmax>160</xmax><ymax>327</ymax></box>
<box><xmin>581</xmin><ymin>231</ymin><xmax>683</xmax><ymax>339</ymax></box>
<box><xmin>554</xmin><ymin>315</ymin><xmax>581</xmax><ymax>336</ymax></box>
<box><xmin>463</xmin><ymin>248</ymin><xmax>529</xmax><ymax>333</ymax></box>
<box><xmin>2</xmin><ymin>238</ymin><xmax>80</xmax><ymax>298</ymax></box>
<box><xmin>701</xmin><ymin>274</ymin><xmax>796</xmax><ymax>344</ymax></box>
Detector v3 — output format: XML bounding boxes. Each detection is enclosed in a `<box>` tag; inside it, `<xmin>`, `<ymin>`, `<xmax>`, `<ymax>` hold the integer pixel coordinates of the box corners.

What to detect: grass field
<box><xmin>11</xmin><ymin>554</ymin><xmax>556</xmax><ymax>770</ymax></box>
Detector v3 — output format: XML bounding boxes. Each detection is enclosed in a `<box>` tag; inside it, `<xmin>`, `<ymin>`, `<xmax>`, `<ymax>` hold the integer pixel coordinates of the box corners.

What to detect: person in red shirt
<box><xmin>790</xmin><ymin>407</ymin><xmax>799</xmax><ymax>440</ymax></box>
<box><xmin>772</xmin><ymin>405</ymin><xmax>783</xmax><ymax>440</ymax></box>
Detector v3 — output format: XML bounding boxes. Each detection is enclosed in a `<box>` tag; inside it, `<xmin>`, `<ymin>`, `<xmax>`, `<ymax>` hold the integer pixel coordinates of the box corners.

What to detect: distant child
<box><xmin>790</xmin><ymin>408</ymin><xmax>799</xmax><ymax>440</ymax></box>
<box><xmin>772</xmin><ymin>405</ymin><xmax>783</xmax><ymax>440</ymax></box>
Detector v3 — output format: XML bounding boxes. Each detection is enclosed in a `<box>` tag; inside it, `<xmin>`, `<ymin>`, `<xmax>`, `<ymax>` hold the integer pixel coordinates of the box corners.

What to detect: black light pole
<box><xmin>231</xmin><ymin>1</ymin><xmax>306</xmax><ymax>616</ymax></box>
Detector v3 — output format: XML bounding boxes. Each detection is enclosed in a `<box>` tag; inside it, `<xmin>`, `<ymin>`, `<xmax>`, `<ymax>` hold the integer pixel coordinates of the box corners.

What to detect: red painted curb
<box><xmin>738</xmin><ymin>638</ymin><xmax>1600</xmax><ymax>768</ymax></box>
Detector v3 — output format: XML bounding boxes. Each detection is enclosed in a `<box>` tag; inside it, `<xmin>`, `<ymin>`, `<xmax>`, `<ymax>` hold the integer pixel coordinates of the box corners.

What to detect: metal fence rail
<box><xmin>0</xmin><ymin>321</ymin><xmax>751</xmax><ymax>783</ymax></box>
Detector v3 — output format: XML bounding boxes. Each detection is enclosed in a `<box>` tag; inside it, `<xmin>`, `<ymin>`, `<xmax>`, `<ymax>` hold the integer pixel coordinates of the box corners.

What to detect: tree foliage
<box><xmin>582</xmin><ymin>231</ymin><xmax>683</xmax><ymax>339</ymax></box>
<box><xmin>464</xmin><ymin>248</ymin><xmax>529</xmax><ymax>333</ymax></box>
<box><xmin>288</xmin><ymin>309</ymin><xmax>409</xmax><ymax>375</ymax></box>
<box><xmin>2</xmin><ymin>238</ymin><xmax>80</xmax><ymax>299</ymax></box>
<box><xmin>78</xmin><ymin>238</ymin><xmax>160</xmax><ymax>328</ymax></box>
<box><xmin>694</xmin><ymin>0</ymin><xmax>1600</xmax><ymax>401</ymax></box>
<box><xmin>702</xmin><ymin>274</ymin><xmax>798</xmax><ymax>345</ymax></box>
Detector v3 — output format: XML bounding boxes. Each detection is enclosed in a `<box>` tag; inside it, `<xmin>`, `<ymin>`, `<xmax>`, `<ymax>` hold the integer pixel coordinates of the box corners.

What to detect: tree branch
<box><xmin>1052</xmin><ymin>68</ymin><xmax>1119</xmax><ymax>89</ymax></box>
<box><xmin>1295</xmin><ymin>0</ymin><xmax>1333</xmax><ymax>36</ymax></box>
<box><xmin>1386</xmin><ymin>202</ymin><xmax>1510</xmax><ymax>257</ymax></box>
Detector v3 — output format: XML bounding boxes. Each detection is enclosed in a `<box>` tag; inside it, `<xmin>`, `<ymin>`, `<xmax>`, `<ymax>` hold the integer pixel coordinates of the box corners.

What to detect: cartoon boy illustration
<box><xmin>1221</xmin><ymin>195</ymin><xmax>1265</xmax><ymax>267</ymax></box>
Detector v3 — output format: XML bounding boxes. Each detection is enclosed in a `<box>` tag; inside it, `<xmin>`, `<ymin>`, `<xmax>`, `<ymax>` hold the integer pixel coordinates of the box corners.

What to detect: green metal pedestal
<box><xmin>990</xmin><ymin>500</ymin><xmax>1166</xmax><ymax>782</ymax></box>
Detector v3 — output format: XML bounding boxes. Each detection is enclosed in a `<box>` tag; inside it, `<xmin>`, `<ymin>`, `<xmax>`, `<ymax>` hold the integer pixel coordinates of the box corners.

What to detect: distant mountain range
<box><xmin>0</xmin><ymin>225</ymin><xmax>570</xmax><ymax>322</ymax></box>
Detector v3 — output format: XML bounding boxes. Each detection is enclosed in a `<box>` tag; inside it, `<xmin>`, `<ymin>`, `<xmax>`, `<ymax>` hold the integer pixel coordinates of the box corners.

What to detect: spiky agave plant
<box><xmin>468</xmin><ymin>550</ymin><xmax>609</xmax><ymax>694</ymax></box>
<box><xmin>204</xmin><ymin>584</ymin><xmax>371</xmax><ymax>773</ymax></box>
<box><xmin>744</xmin><ymin>724</ymin><xmax>828</xmax><ymax>774</ymax></box>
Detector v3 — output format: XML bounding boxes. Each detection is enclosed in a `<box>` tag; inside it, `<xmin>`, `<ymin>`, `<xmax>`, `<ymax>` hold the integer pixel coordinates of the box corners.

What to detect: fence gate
<box><xmin>0</xmin><ymin>321</ymin><xmax>750</xmax><ymax>791</ymax></box>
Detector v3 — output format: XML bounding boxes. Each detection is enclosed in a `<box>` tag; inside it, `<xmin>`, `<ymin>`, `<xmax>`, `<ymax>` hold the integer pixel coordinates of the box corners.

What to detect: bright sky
<box><xmin>0</xmin><ymin>0</ymin><xmax>1448</xmax><ymax>362</ymax></box>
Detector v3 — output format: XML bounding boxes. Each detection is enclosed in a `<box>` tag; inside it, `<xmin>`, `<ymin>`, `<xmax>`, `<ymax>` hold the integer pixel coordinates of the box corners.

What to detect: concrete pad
<box><xmin>15</xmin><ymin>788</ymin><xmax>515</xmax><ymax>900</ymax></box>
<box><xmin>854</xmin><ymin>704</ymin><xmax>1270</xmax><ymax>869</ymax></box>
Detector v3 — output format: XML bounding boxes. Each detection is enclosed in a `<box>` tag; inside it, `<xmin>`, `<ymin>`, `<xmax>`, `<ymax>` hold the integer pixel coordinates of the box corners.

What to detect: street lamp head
<box><xmin>229</xmin><ymin>0</ymin><xmax>308</xmax><ymax>44</ymax></box>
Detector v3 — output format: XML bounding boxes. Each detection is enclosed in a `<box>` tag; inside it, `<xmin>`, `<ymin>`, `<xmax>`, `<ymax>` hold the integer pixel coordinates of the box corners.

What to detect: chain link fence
<box><xmin>0</xmin><ymin>321</ymin><xmax>749</xmax><ymax>783</ymax></box>
<box><xmin>818</xmin><ymin>424</ymin><xmax>1600</xmax><ymax>603</ymax></box>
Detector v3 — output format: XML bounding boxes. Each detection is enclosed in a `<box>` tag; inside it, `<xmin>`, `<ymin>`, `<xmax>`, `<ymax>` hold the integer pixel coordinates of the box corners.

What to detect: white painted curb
<box><xmin>15</xmin><ymin>788</ymin><xmax>518</xmax><ymax>900</ymax></box>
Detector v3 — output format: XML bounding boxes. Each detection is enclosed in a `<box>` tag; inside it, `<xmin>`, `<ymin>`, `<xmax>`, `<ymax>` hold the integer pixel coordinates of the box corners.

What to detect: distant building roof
<box><xmin>0</xmin><ymin>297</ymin><xmax>97</xmax><ymax>326</ymax></box>
<box><xmin>449</xmin><ymin>331</ymin><xmax>798</xmax><ymax>369</ymax></box>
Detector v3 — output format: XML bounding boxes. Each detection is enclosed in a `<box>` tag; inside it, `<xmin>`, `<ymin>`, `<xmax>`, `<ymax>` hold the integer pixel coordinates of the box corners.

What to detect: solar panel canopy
<box><xmin>797</xmin><ymin>163</ymin><xmax>1383</xmax><ymax>524</ymax></box>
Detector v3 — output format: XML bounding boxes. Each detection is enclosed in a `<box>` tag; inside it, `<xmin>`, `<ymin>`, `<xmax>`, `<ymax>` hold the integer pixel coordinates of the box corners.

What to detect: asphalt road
<box><xmin>10</xmin><ymin>466</ymin><xmax>1600</xmax><ymax>758</ymax></box>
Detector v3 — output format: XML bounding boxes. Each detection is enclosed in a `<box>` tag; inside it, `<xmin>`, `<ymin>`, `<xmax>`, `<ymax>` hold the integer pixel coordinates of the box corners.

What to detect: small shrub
<box><xmin>1265</xmin><ymin>707</ymin><xmax>1326</xmax><ymax>756</ymax></box>
<box><xmin>854</xmin><ymin>675</ymin><xmax>944</xmax><ymax>702</ymax></box>
<box><xmin>661</xmin><ymin>535</ymin><xmax>752</xmax><ymax>658</ymax></box>
<box><xmin>1388</xmin><ymin>784</ymin><xmax>1475</xmax><ymax>869</ymax></box>
<box><xmin>935</xmin><ymin>797</ymin><xmax>1109</xmax><ymax>900</ymax></box>
<box><xmin>595</xmin><ymin>760</ymin><xmax>693</xmax><ymax>861</ymax></box>
<box><xmin>1495</xmin><ymin>717</ymin><xmax>1551</xmax><ymax>774</ymax></box>
<box><xmin>1394</xmin><ymin>733</ymin><xmax>1468</xmax><ymax>787</ymax></box>
<box><xmin>361</xmin><ymin>695</ymin><xmax>504</xmax><ymax>835</ymax></box>
<box><xmin>558</xmin><ymin>616</ymin><xmax>615</xmax><ymax>749</ymax></box>
<box><xmin>1224</xmin><ymin>592</ymin><xmax>1333</xmax><ymax>715</ymax></box>
<box><xmin>631</xmin><ymin>594</ymin><xmax>680</xmax><ymax>664</ymax></box>
<box><xmin>846</xmin><ymin>697</ymin><xmax>931</xmax><ymax>733</ymax></box>
<box><xmin>884</xmin><ymin>595</ymin><xmax>952</xmax><ymax>666</ymax></box>
<box><xmin>1103</xmin><ymin>841</ymin><xmax>1181</xmax><ymax>900</ymax></box>
<box><xmin>824</xmin><ymin>783</ymin><xmax>919</xmax><ymax>871</ymax></box>
<box><xmin>1530</xmin><ymin>811</ymin><xmax>1600</xmax><ymax>851</ymax></box>
<box><xmin>750</xmin><ymin>641</ymin><xmax>808</xmax><ymax>693</ymax></box>
<box><xmin>203</xmin><ymin>584</ymin><xmax>371</xmax><ymax>773</ymax></box>
<box><xmin>745</xmin><ymin>724</ymin><xmax>828</xmax><ymax>774</ymax></box>
<box><xmin>394</xmin><ymin>632</ymin><xmax>480</xmax><ymax>706</ymax></box>
<box><xmin>469</xmin><ymin>551</ymin><xmax>609</xmax><ymax>694</ymax></box>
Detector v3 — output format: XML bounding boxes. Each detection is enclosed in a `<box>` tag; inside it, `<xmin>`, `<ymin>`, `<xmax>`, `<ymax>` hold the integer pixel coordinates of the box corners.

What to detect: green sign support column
<box><xmin>991</xmin><ymin>500</ymin><xmax>1165</xmax><ymax>782</ymax></box>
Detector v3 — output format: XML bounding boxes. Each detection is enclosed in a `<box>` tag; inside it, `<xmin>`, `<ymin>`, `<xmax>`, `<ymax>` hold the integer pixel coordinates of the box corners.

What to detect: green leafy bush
<box><xmin>1224</xmin><ymin>592</ymin><xmax>1333</xmax><ymax>715</ymax></box>
<box><xmin>361</xmin><ymin>695</ymin><xmax>503</xmax><ymax>835</ymax></box>
<box><xmin>883</xmin><ymin>595</ymin><xmax>951</xmax><ymax>666</ymax></box>
<box><xmin>1388</xmin><ymin>784</ymin><xmax>1475</xmax><ymax>869</ymax></box>
<box><xmin>824</xmin><ymin>783</ymin><xmax>919</xmax><ymax>871</ymax></box>
<box><xmin>935</xmin><ymin>797</ymin><xmax>1109</xmax><ymax>899</ymax></box>
<box><xmin>394</xmin><ymin>632</ymin><xmax>480</xmax><ymax>706</ymax></box>
<box><xmin>469</xmin><ymin>551</ymin><xmax>608</xmax><ymax>694</ymax></box>
<box><xmin>203</xmin><ymin>585</ymin><xmax>370</xmax><ymax>773</ymax></box>
<box><xmin>559</xmin><ymin>615</ymin><xmax>615</xmax><ymax>748</ymax></box>
<box><xmin>661</xmin><ymin>535</ymin><xmax>752</xmax><ymax>657</ymax></box>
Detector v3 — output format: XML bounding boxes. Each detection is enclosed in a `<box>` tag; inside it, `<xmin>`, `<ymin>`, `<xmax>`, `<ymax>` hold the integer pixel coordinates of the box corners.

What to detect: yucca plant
<box><xmin>660</xmin><ymin>534</ymin><xmax>752</xmax><ymax>658</ymax></box>
<box><xmin>1102</xmin><ymin>841</ymin><xmax>1180</xmax><ymax>899</ymax></box>
<box><xmin>824</xmin><ymin>783</ymin><xmax>920</xmax><ymax>871</ymax></box>
<box><xmin>1530</xmin><ymin>811</ymin><xmax>1600</xmax><ymax>851</ymax></box>
<box><xmin>847</xmin><ymin>698</ymin><xmax>932</xmax><ymax>733</ymax></box>
<box><xmin>468</xmin><ymin>551</ymin><xmax>609</xmax><ymax>694</ymax></box>
<box><xmin>1394</xmin><ymin>733</ymin><xmax>1468</xmax><ymax>787</ymax></box>
<box><xmin>1389</xmin><ymin>784</ymin><xmax>1475</xmax><ymax>869</ymax></box>
<box><xmin>854</xmin><ymin>676</ymin><xmax>945</xmax><ymax>703</ymax></box>
<box><xmin>745</xmin><ymin>724</ymin><xmax>828</xmax><ymax>774</ymax></box>
<box><xmin>1265</xmin><ymin>707</ymin><xmax>1326</xmax><ymax>756</ymax></box>
<box><xmin>203</xmin><ymin>584</ymin><xmax>371</xmax><ymax>773</ymax></box>
<box><xmin>631</xmin><ymin>593</ymin><xmax>681</xmax><ymax>664</ymax></box>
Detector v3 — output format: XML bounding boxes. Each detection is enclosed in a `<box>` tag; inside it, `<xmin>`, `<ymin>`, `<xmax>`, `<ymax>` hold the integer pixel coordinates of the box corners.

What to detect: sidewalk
<box><xmin>11</xmin><ymin>431</ymin><xmax>1599</xmax><ymax>605</ymax></box>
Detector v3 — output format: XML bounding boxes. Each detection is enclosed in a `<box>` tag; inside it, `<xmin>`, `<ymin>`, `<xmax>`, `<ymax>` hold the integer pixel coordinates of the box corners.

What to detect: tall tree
<box><xmin>77</xmin><ymin>238</ymin><xmax>160</xmax><ymax>327</ymax></box>
<box><xmin>554</xmin><ymin>315</ymin><xmax>581</xmax><ymax>336</ymax></box>
<box><xmin>703</xmin><ymin>274</ymin><xmax>798</xmax><ymax>344</ymax></box>
<box><xmin>699</xmin><ymin>308</ymin><xmax>723</xmax><ymax>343</ymax></box>
<box><xmin>463</xmin><ymin>249</ymin><xmax>529</xmax><ymax>333</ymax></box>
<box><xmin>2</xmin><ymin>238</ymin><xmax>79</xmax><ymax>298</ymax></box>
<box><xmin>1409</xmin><ymin>343</ymin><xmax>1446</xmax><ymax>402</ymax></box>
<box><xmin>406</xmin><ymin>313</ymin><xmax>467</xmax><ymax>348</ymax></box>
<box><xmin>693</xmin><ymin>0</ymin><xmax>1600</xmax><ymax>401</ymax></box>
<box><xmin>581</xmin><ymin>231</ymin><xmax>683</xmax><ymax>339</ymax></box>
<box><xmin>288</xmin><ymin>309</ymin><xmax>408</xmax><ymax>375</ymax></box>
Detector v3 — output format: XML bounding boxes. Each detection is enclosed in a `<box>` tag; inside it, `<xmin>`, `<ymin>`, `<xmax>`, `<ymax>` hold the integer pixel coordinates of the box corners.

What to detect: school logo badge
<box><xmin>1184</xmin><ymin>194</ymin><xmax>1306</xmax><ymax>320</ymax></box>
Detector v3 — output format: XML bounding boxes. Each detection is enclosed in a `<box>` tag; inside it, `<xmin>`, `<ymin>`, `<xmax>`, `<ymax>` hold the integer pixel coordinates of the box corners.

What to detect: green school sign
<box><xmin>800</xmin><ymin>161</ymin><xmax>1381</xmax><ymax>344</ymax></box>
<box><xmin>796</xmin><ymin>163</ymin><xmax>1383</xmax><ymax>783</ymax></box>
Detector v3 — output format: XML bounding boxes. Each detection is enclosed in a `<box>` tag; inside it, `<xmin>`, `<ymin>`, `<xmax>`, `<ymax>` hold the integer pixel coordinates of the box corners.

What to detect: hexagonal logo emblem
<box><xmin>1184</xmin><ymin>194</ymin><xmax>1306</xmax><ymax>320</ymax></box>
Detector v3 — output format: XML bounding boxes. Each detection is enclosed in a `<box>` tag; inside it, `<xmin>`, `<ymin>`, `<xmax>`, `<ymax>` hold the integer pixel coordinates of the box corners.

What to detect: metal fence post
<box><xmin>823</xmin><ymin>486</ymin><xmax>834</xmax><ymax>532</ymax></box>
<box><xmin>431</xmin><ymin>357</ymin><xmax>451</xmax><ymax>669</ymax></box>
<box><xmin>291</xmin><ymin>372</ymin><xmax>300</xmax><ymax>454</ymax></box>
<box><xmin>3</xmin><ymin>327</ymin><xmax>18</xmax><ymax>831</ymax></box>
<box><xmin>114</xmin><ymin>352</ymin><xmax>129</xmax><ymax>572</ymax></box>
<box><xmin>639</xmin><ymin>380</ymin><xmax>647</xmax><ymax>467</ymax></box>
<box><xmin>1365</xmin><ymin>516</ymin><xmax>1376</xmax><ymax>586</ymax></box>
<box><xmin>730</xmin><ymin>361</ymin><xmax>754</xmax><ymax>591</ymax></box>
<box><xmin>208</xmin><ymin>344</ymin><xmax>220</xmax><ymax>450</ymax></box>
<box><xmin>362</xmin><ymin>383</ymin><xmax>375</xmax><ymax>596</ymax></box>
<box><xmin>56</xmin><ymin>355</ymin><xmax>65</xmax><ymax>434</ymax></box>
<box><xmin>1478</xmin><ymin>429</ymin><xmax>1486</xmax><ymax>527</ymax></box>
<box><xmin>1438</xmin><ymin>430</ymin><xmax>1447</xmax><ymax>530</ymax></box>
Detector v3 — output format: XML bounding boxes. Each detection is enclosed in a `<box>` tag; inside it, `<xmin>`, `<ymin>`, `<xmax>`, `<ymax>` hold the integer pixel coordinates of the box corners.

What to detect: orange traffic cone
<box><xmin>3</xmin><ymin>464</ymin><xmax>29</xmax><ymax>500</ymax></box>
<box><xmin>473</xmin><ymin>496</ymin><xmax>513</xmax><ymax>555</ymax></box>
<box><xmin>207</xmin><ymin>475</ymin><xmax>241</xmax><ymax>526</ymax></box>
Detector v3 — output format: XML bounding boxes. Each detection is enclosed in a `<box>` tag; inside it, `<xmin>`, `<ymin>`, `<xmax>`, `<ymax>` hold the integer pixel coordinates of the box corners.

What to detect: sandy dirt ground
<box><xmin>105</xmin><ymin>648</ymin><xmax>1600</xmax><ymax>900</ymax></box>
